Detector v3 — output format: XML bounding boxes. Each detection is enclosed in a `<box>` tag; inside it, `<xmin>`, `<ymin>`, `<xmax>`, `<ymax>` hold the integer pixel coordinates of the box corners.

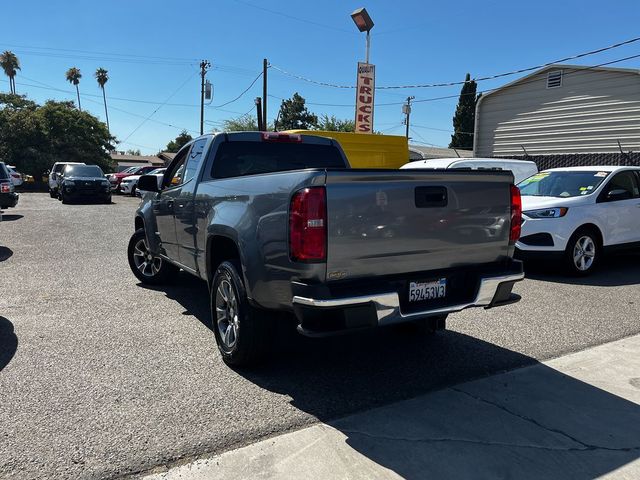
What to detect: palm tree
<box><xmin>65</xmin><ymin>67</ymin><xmax>82</xmax><ymax>111</ymax></box>
<box><xmin>0</xmin><ymin>51</ymin><xmax>20</xmax><ymax>94</ymax></box>
<box><xmin>95</xmin><ymin>67</ymin><xmax>110</xmax><ymax>133</ymax></box>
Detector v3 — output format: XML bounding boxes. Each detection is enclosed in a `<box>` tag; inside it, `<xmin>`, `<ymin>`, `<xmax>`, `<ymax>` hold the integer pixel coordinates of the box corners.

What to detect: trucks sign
<box><xmin>355</xmin><ymin>62</ymin><xmax>375</xmax><ymax>134</ymax></box>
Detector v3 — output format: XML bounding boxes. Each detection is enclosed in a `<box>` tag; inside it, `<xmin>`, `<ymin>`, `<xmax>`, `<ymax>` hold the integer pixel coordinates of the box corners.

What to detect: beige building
<box><xmin>474</xmin><ymin>64</ymin><xmax>640</xmax><ymax>158</ymax></box>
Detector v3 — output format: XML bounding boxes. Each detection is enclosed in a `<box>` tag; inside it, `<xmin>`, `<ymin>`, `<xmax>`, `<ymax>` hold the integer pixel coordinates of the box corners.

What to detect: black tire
<box><xmin>401</xmin><ymin>314</ymin><xmax>448</xmax><ymax>335</ymax></box>
<box><xmin>127</xmin><ymin>228</ymin><xmax>178</xmax><ymax>285</ymax></box>
<box><xmin>104</xmin><ymin>195</ymin><xmax>112</xmax><ymax>204</ymax></box>
<box><xmin>211</xmin><ymin>260</ymin><xmax>271</xmax><ymax>367</ymax></box>
<box><xmin>49</xmin><ymin>189</ymin><xmax>56</xmax><ymax>198</ymax></box>
<box><xmin>60</xmin><ymin>191</ymin><xmax>69</xmax><ymax>204</ymax></box>
<box><xmin>563</xmin><ymin>227</ymin><xmax>600</xmax><ymax>276</ymax></box>
<box><xmin>130</xmin><ymin>185</ymin><xmax>137</xmax><ymax>197</ymax></box>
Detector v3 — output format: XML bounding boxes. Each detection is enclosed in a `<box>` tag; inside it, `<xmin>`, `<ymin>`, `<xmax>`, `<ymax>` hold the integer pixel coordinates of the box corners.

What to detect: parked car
<box><xmin>515</xmin><ymin>166</ymin><xmax>640</xmax><ymax>275</ymax></box>
<box><xmin>401</xmin><ymin>158</ymin><xmax>539</xmax><ymax>184</ymax></box>
<box><xmin>121</xmin><ymin>168</ymin><xmax>166</xmax><ymax>196</ymax></box>
<box><xmin>6</xmin><ymin>166</ymin><xmax>24</xmax><ymax>187</ymax></box>
<box><xmin>108</xmin><ymin>165</ymin><xmax>158</xmax><ymax>192</ymax></box>
<box><xmin>59</xmin><ymin>164</ymin><xmax>112</xmax><ymax>204</ymax></box>
<box><xmin>128</xmin><ymin>132</ymin><xmax>523</xmax><ymax>366</ymax></box>
<box><xmin>49</xmin><ymin>162</ymin><xmax>85</xmax><ymax>198</ymax></box>
<box><xmin>0</xmin><ymin>162</ymin><xmax>19</xmax><ymax>209</ymax></box>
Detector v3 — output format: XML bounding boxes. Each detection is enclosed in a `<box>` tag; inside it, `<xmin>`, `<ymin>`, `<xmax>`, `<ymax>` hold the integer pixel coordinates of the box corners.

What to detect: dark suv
<box><xmin>59</xmin><ymin>164</ymin><xmax>111</xmax><ymax>204</ymax></box>
<box><xmin>0</xmin><ymin>162</ymin><xmax>19</xmax><ymax>209</ymax></box>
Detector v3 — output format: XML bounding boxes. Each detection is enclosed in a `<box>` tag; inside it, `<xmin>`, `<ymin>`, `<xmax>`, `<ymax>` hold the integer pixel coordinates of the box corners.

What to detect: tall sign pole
<box><xmin>351</xmin><ymin>8</ymin><xmax>375</xmax><ymax>134</ymax></box>
<box><xmin>262</xmin><ymin>59</ymin><xmax>268</xmax><ymax>131</ymax></box>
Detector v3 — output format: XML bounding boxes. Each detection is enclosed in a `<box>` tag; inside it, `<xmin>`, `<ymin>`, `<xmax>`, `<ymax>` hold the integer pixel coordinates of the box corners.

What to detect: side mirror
<box><xmin>606</xmin><ymin>188</ymin><xmax>632</xmax><ymax>201</ymax></box>
<box><xmin>138</xmin><ymin>174</ymin><xmax>159</xmax><ymax>193</ymax></box>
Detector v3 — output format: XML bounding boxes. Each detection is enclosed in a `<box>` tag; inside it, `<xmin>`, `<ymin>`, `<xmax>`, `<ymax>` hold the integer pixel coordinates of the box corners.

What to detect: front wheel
<box><xmin>127</xmin><ymin>228</ymin><xmax>177</xmax><ymax>284</ymax></box>
<box><xmin>564</xmin><ymin>228</ymin><xmax>600</xmax><ymax>276</ymax></box>
<box><xmin>211</xmin><ymin>260</ymin><xmax>271</xmax><ymax>366</ymax></box>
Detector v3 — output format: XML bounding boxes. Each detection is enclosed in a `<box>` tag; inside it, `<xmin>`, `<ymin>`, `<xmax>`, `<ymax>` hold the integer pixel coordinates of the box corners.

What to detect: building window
<box><xmin>547</xmin><ymin>70</ymin><xmax>563</xmax><ymax>88</ymax></box>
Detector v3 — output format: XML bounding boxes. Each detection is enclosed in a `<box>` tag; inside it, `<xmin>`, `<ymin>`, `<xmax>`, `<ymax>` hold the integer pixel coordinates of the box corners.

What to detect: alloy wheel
<box><xmin>573</xmin><ymin>235</ymin><xmax>596</xmax><ymax>271</ymax></box>
<box><xmin>215</xmin><ymin>279</ymin><xmax>239</xmax><ymax>349</ymax></box>
<box><xmin>132</xmin><ymin>238</ymin><xmax>162</xmax><ymax>277</ymax></box>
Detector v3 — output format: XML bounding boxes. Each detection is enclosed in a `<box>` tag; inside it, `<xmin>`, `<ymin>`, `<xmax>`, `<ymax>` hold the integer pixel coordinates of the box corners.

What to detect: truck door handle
<box><xmin>415</xmin><ymin>186</ymin><xmax>448</xmax><ymax>208</ymax></box>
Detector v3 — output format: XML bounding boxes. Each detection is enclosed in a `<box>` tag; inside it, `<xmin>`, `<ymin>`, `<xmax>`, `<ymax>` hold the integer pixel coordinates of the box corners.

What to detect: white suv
<box><xmin>515</xmin><ymin>166</ymin><xmax>640</xmax><ymax>275</ymax></box>
<box><xmin>49</xmin><ymin>162</ymin><xmax>85</xmax><ymax>198</ymax></box>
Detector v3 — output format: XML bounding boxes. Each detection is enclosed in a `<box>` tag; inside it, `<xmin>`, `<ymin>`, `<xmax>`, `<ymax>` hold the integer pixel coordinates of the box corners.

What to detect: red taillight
<box><xmin>510</xmin><ymin>184</ymin><xmax>522</xmax><ymax>244</ymax></box>
<box><xmin>261</xmin><ymin>132</ymin><xmax>302</xmax><ymax>143</ymax></box>
<box><xmin>289</xmin><ymin>187</ymin><xmax>327</xmax><ymax>262</ymax></box>
<box><xmin>1</xmin><ymin>183</ymin><xmax>10</xmax><ymax>193</ymax></box>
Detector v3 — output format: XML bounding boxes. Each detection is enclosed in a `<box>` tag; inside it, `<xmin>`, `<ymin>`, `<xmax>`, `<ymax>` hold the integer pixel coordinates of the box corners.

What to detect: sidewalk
<box><xmin>144</xmin><ymin>335</ymin><xmax>640</xmax><ymax>479</ymax></box>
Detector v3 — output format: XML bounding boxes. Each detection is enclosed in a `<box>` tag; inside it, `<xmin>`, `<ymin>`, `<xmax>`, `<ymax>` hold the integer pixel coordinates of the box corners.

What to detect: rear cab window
<box><xmin>210</xmin><ymin>141</ymin><xmax>346</xmax><ymax>179</ymax></box>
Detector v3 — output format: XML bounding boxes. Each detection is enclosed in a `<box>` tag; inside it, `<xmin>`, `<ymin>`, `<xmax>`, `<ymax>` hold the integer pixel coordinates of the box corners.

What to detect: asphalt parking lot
<box><xmin>1</xmin><ymin>193</ymin><xmax>640</xmax><ymax>479</ymax></box>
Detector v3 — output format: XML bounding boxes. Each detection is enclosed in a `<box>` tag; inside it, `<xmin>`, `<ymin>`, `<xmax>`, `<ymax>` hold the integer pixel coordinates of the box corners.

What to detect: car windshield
<box><xmin>65</xmin><ymin>165</ymin><xmax>104</xmax><ymax>178</ymax></box>
<box><xmin>517</xmin><ymin>171</ymin><xmax>610</xmax><ymax>197</ymax></box>
<box><xmin>149</xmin><ymin>168</ymin><xmax>165</xmax><ymax>175</ymax></box>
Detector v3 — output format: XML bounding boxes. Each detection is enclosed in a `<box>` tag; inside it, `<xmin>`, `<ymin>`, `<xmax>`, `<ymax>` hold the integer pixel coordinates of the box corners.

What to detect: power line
<box><xmin>209</xmin><ymin>71</ymin><xmax>263</xmax><ymax>108</ymax></box>
<box><xmin>121</xmin><ymin>70</ymin><xmax>200</xmax><ymax>143</ymax></box>
<box><xmin>270</xmin><ymin>35</ymin><xmax>640</xmax><ymax>90</ymax></box>
<box><xmin>230</xmin><ymin>0</ymin><xmax>354</xmax><ymax>34</ymax></box>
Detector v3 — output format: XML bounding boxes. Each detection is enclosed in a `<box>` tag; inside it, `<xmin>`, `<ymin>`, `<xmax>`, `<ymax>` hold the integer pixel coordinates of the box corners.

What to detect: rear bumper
<box><xmin>292</xmin><ymin>260</ymin><xmax>524</xmax><ymax>337</ymax></box>
<box><xmin>0</xmin><ymin>192</ymin><xmax>19</xmax><ymax>208</ymax></box>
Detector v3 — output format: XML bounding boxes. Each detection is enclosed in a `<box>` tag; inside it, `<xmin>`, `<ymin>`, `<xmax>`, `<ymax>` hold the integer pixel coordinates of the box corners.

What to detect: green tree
<box><xmin>126</xmin><ymin>148</ymin><xmax>141</xmax><ymax>156</ymax></box>
<box><xmin>449</xmin><ymin>73</ymin><xmax>479</xmax><ymax>150</ymax></box>
<box><xmin>0</xmin><ymin>94</ymin><xmax>115</xmax><ymax>178</ymax></box>
<box><xmin>276</xmin><ymin>93</ymin><xmax>317</xmax><ymax>130</ymax></box>
<box><xmin>315</xmin><ymin>114</ymin><xmax>354</xmax><ymax>132</ymax></box>
<box><xmin>95</xmin><ymin>67</ymin><xmax>110</xmax><ymax>134</ymax></box>
<box><xmin>65</xmin><ymin>67</ymin><xmax>82</xmax><ymax>111</ymax></box>
<box><xmin>222</xmin><ymin>114</ymin><xmax>259</xmax><ymax>131</ymax></box>
<box><xmin>0</xmin><ymin>51</ymin><xmax>20</xmax><ymax>94</ymax></box>
<box><xmin>165</xmin><ymin>130</ymin><xmax>193</xmax><ymax>152</ymax></box>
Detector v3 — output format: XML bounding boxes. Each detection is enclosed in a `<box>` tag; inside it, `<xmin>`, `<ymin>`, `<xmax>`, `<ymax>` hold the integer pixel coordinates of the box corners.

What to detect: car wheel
<box><xmin>130</xmin><ymin>185</ymin><xmax>137</xmax><ymax>197</ymax></box>
<box><xmin>127</xmin><ymin>228</ymin><xmax>178</xmax><ymax>285</ymax></box>
<box><xmin>61</xmin><ymin>191</ymin><xmax>69</xmax><ymax>204</ymax></box>
<box><xmin>211</xmin><ymin>260</ymin><xmax>271</xmax><ymax>367</ymax></box>
<box><xmin>564</xmin><ymin>228</ymin><xmax>600</xmax><ymax>276</ymax></box>
<box><xmin>49</xmin><ymin>189</ymin><xmax>56</xmax><ymax>198</ymax></box>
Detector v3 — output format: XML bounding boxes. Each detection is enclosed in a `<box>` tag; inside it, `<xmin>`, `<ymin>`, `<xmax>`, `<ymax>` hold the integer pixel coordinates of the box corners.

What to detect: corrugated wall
<box><xmin>475</xmin><ymin>68</ymin><xmax>640</xmax><ymax>157</ymax></box>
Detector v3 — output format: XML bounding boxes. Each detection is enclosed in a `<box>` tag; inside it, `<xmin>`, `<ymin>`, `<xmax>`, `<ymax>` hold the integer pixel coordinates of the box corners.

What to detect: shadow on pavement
<box><xmin>0</xmin><ymin>316</ymin><xmax>18</xmax><ymax>371</ymax></box>
<box><xmin>0</xmin><ymin>246</ymin><xmax>13</xmax><ymax>262</ymax></box>
<box><xmin>138</xmin><ymin>273</ymin><xmax>640</xmax><ymax>478</ymax></box>
<box><xmin>525</xmin><ymin>252</ymin><xmax>640</xmax><ymax>287</ymax></box>
<box><xmin>0</xmin><ymin>214</ymin><xmax>23</xmax><ymax>221</ymax></box>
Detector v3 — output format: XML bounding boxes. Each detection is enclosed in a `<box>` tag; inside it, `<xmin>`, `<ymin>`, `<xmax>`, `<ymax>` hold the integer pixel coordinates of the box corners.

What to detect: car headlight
<box><xmin>523</xmin><ymin>207</ymin><xmax>568</xmax><ymax>218</ymax></box>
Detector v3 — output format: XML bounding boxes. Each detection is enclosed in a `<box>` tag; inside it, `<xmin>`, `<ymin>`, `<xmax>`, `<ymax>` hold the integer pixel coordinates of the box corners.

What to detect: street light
<box><xmin>350</xmin><ymin>7</ymin><xmax>374</xmax><ymax>64</ymax></box>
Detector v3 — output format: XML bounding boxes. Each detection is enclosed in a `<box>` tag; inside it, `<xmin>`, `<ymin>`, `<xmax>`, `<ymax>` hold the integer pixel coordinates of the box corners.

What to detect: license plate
<box><xmin>409</xmin><ymin>278</ymin><xmax>447</xmax><ymax>302</ymax></box>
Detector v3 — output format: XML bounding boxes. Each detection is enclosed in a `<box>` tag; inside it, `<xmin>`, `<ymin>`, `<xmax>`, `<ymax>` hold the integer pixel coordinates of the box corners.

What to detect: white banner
<box><xmin>355</xmin><ymin>62</ymin><xmax>375</xmax><ymax>134</ymax></box>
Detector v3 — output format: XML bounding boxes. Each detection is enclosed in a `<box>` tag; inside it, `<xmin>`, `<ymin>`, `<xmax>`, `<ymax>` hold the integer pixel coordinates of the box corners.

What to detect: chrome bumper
<box><xmin>292</xmin><ymin>272</ymin><xmax>524</xmax><ymax>327</ymax></box>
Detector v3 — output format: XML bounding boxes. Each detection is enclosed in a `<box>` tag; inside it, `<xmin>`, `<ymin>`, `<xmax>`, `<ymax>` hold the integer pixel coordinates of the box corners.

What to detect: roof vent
<box><xmin>547</xmin><ymin>70</ymin><xmax>563</xmax><ymax>88</ymax></box>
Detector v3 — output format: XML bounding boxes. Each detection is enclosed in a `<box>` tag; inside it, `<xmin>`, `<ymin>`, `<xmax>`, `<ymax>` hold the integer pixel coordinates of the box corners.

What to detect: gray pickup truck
<box><xmin>128</xmin><ymin>132</ymin><xmax>523</xmax><ymax>366</ymax></box>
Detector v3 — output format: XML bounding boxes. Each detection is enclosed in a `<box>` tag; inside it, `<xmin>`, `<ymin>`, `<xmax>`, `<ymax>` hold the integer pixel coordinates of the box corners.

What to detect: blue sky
<box><xmin>2</xmin><ymin>0</ymin><xmax>639</xmax><ymax>154</ymax></box>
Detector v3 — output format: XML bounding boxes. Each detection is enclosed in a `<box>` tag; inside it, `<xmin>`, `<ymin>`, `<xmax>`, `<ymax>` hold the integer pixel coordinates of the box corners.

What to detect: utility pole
<box><xmin>403</xmin><ymin>96</ymin><xmax>415</xmax><ymax>139</ymax></box>
<box><xmin>262</xmin><ymin>59</ymin><xmax>268</xmax><ymax>131</ymax></box>
<box><xmin>200</xmin><ymin>60</ymin><xmax>211</xmax><ymax>135</ymax></box>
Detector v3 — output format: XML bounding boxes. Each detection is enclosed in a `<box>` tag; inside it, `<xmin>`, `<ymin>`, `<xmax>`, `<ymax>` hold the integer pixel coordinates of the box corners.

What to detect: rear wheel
<box><xmin>127</xmin><ymin>228</ymin><xmax>178</xmax><ymax>284</ymax></box>
<box><xmin>563</xmin><ymin>228</ymin><xmax>600</xmax><ymax>276</ymax></box>
<box><xmin>211</xmin><ymin>260</ymin><xmax>271</xmax><ymax>367</ymax></box>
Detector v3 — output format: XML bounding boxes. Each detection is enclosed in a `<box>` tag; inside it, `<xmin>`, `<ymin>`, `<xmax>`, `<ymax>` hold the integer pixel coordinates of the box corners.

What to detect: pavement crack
<box><xmin>451</xmin><ymin>386</ymin><xmax>639</xmax><ymax>453</ymax></box>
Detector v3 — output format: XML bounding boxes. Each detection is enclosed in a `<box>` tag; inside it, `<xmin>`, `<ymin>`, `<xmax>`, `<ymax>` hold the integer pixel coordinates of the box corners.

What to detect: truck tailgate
<box><xmin>325</xmin><ymin>170</ymin><xmax>513</xmax><ymax>281</ymax></box>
